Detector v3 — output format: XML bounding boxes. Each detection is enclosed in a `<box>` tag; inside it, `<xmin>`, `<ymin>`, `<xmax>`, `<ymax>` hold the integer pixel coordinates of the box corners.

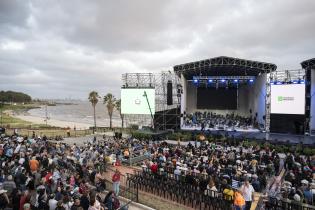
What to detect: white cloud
<box><xmin>0</xmin><ymin>0</ymin><xmax>314</xmax><ymax>99</ymax></box>
<box><xmin>1</xmin><ymin>40</ymin><xmax>25</xmax><ymax>51</ymax></box>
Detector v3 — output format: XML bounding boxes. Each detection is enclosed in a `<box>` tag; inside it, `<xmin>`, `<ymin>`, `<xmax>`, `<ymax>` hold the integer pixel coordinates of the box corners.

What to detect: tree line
<box><xmin>0</xmin><ymin>91</ymin><xmax>32</xmax><ymax>103</ymax></box>
<box><xmin>88</xmin><ymin>91</ymin><xmax>123</xmax><ymax>130</ymax></box>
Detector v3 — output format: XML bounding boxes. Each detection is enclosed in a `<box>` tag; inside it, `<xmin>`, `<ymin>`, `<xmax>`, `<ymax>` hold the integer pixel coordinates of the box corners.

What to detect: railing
<box><xmin>103</xmin><ymin>166</ymin><xmax>139</xmax><ymax>209</ymax></box>
<box><xmin>264</xmin><ymin>198</ymin><xmax>315</xmax><ymax>210</ymax></box>
<box><xmin>5</xmin><ymin>127</ymin><xmax>93</xmax><ymax>138</ymax></box>
<box><xmin>121</xmin><ymin>153</ymin><xmax>151</xmax><ymax>166</ymax></box>
<box><xmin>127</xmin><ymin>170</ymin><xmax>233</xmax><ymax>210</ymax></box>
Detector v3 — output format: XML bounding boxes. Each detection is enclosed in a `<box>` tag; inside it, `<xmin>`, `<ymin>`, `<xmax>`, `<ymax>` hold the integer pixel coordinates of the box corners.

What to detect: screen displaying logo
<box><xmin>135</xmin><ymin>98</ymin><xmax>141</xmax><ymax>105</ymax></box>
<box><xmin>277</xmin><ymin>96</ymin><xmax>294</xmax><ymax>102</ymax></box>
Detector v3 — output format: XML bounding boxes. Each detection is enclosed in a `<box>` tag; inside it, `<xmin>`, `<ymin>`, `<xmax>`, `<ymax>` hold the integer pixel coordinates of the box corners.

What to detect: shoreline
<box><xmin>14</xmin><ymin>114</ymin><xmax>92</xmax><ymax>129</ymax></box>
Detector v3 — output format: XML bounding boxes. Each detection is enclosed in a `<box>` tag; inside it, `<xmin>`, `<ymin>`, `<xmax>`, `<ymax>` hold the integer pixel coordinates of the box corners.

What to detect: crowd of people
<box><xmin>183</xmin><ymin>112</ymin><xmax>259</xmax><ymax>130</ymax></box>
<box><xmin>0</xmin><ymin>134</ymin><xmax>125</xmax><ymax>210</ymax></box>
<box><xmin>137</xmin><ymin>138</ymin><xmax>314</xmax><ymax>209</ymax></box>
<box><xmin>1</xmin><ymin>129</ymin><xmax>315</xmax><ymax>210</ymax></box>
<box><xmin>139</xmin><ymin>139</ymin><xmax>278</xmax><ymax>210</ymax></box>
<box><xmin>278</xmin><ymin>153</ymin><xmax>315</xmax><ymax>205</ymax></box>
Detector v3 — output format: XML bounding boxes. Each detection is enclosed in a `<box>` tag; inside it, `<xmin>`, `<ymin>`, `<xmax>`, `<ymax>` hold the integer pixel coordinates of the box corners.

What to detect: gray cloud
<box><xmin>0</xmin><ymin>0</ymin><xmax>314</xmax><ymax>99</ymax></box>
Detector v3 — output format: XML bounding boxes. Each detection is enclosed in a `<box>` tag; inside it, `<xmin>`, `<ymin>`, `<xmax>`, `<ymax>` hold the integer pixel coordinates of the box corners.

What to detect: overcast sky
<box><xmin>0</xmin><ymin>0</ymin><xmax>314</xmax><ymax>99</ymax></box>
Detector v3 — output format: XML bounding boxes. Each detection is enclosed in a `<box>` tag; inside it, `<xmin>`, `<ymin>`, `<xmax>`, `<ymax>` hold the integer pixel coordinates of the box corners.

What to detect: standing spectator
<box><xmin>240</xmin><ymin>179</ymin><xmax>255</xmax><ymax>210</ymax></box>
<box><xmin>0</xmin><ymin>190</ymin><xmax>9</xmax><ymax>209</ymax></box>
<box><xmin>112</xmin><ymin>169</ymin><xmax>121</xmax><ymax>196</ymax></box>
<box><xmin>29</xmin><ymin>156</ymin><xmax>39</xmax><ymax>173</ymax></box>
<box><xmin>2</xmin><ymin>175</ymin><xmax>16</xmax><ymax>195</ymax></box>
<box><xmin>80</xmin><ymin>191</ymin><xmax>89</xmax><ymax>210</ymax></box>
<box><xmin>205</xmin><ymin>179</ymin><xmax>217</xmax><ymax>197</ymax></box>
<box><xmin>71</xmin><ymin>198</ymin><xmax>83</xmax><ymax>210</ymax></box>
<box><xmin>234</xmin><ymin>188</ymin><xmax>246</xmax><ymax>210</ymax></box>
<box><xmin>150</xmin><ymin>162</ymin><xmax>158</xmax><ymax>174</ymax></box>
<box><xmin>49</xmin><ymin>194</ymin><xmax>58</xmax><ymax>210</ymax></box>
<box><xmin>174</xmin><ymin>166</ymin><xmax>181</xmax><ymax>181</ymax></box>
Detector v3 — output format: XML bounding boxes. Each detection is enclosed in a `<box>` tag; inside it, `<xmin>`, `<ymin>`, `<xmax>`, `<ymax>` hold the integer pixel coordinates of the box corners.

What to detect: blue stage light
<box><xmin>221</xmin><ymin>79</ymin><xmax>226</xmax><ymax>83</ymax></box>
<box><xmin>249</xmin><ymin>79</ymin><xmax>254</xmax><ymax>83</ymax></box>
<box><xmin>300</xmin><ymin>80</ymin><xmax>305</xmax><ymax>84</ymax></box>
<box><xmin>208</xmin><ymin>79</ymin><xmax>213</xmax><ymax>83</ymax></box>
<box><xmin>193</xmin><ymin>79</ymin><xmax>198</xmax><ymax>84</ymax></box>
<box><xmin>276</xmin><ymin>81</ymin><xmax>282</xmax><ymax>85</ymax></box>
<box><xmin>233</xmin><ymin>79</ymin><xmax>238</xmax><ymax>83</ymax></box>
<box><xmin>293</xmin><ymin>80</ymin><xmax>298</xmax><ymax>84</ymax></box>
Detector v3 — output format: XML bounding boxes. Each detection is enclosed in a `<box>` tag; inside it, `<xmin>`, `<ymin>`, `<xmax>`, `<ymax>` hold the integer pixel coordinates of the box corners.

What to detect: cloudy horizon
<box><xmin>0</xmin><ymin>0</ymin><xmax>314</xmax><ymax>99</ymax></box>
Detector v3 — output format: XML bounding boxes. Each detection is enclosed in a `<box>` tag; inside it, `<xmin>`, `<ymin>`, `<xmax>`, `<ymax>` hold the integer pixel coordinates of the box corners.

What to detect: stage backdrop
<box><xmin>197</xmin><ymin>87</ymin><xmax>237</xmax><ymax>110</ymax></box>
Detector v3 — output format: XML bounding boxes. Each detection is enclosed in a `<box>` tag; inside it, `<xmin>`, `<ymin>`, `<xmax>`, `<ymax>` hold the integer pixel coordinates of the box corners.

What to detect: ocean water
<box><xmin>27</xmin><ymin>101</ymin><xmax>152</xmax><ymax>128</ymax></box>
<box><xmin>28</xmin><ymin>101</ymin><xmax>122</xmax><ymax>127</ymax></box>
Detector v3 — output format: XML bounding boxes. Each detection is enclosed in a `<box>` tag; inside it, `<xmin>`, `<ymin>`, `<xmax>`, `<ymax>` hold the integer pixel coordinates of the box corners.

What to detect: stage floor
<box><xmin>180</xmin><ymin>126</ymin><xmax>315</xmax><ymax>145</ymax></box>
<box><xmin>181</xmin><ymin>125</ymin><xmax>260</xmax><ymax>133</ymax></box>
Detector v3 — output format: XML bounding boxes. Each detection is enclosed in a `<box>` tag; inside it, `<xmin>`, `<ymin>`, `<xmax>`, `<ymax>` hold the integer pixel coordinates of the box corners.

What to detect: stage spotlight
<box><xmin>276</xmin><ymin>81</ymin><xmax>282</xmax><ymax>85</ymax></box>
<box><xmin>208</xmin><ymin>79</ymin><xmax>213</xmax><ymax>83</ymax></box>
<box><xmin>193</xmin><ymin>79</ymin><xmax>199</xmax><ymax>84</ymax></box>
<box><xmin>249</xmin><ymin>79</ymin><xmax>254</xmax><ymax>83</ymax></box>
<box><xmin>234</xmin><ymin>79</ymin><xmax>238</xmax><ymax>83</ymax></box>
<box><xmin>221</xmin><ymin>79</ymin><xmax>226</xmax><ymax>83</ymax></box>
<box><xmin>299</xmin><ymin>80</ymin><xmax>305</xmax><ymax>84</ymax></box>
<box><xmin>293</xmin><ymin>80</ymin><xmax>298</xmax><ymax>84</ymax></box>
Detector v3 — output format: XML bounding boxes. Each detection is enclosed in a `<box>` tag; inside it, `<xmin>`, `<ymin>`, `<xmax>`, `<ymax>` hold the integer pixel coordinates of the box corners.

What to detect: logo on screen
<box><xmin>277</xmin><ymin>96</ymin><xmax>294</xmax><ymax>102</ymax></box>
<box><xmin>135</xmin><ymin>99</ymin><xmax>141</xmax><ymax>105</ymax></box>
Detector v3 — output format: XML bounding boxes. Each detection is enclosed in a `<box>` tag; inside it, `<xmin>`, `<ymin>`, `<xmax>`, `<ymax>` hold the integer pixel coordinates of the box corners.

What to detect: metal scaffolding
<box><xmin>121</xmin><ymin>72</ymin><xmax>181</xmax><ymax>130</ymax></box>
<box><xmin>270</xmin><ymin>69</ymin><xmax>305</xmax><ymax>82</ymax></box>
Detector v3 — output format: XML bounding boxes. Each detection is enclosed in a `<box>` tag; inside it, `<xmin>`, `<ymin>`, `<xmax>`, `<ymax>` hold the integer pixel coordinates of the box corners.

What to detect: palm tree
<box><xmin>88</xmin><ymin>91</ymin><xmax>99</xmax><ymax>133</ymax></box>
<box><xmin>115</xmin><ymin>99</ymin><xmax>124</xmax><ymax>128</ymax></box>
<box><xmin>103</xmin><ymin>93</ymin><xmax>116</xmax><ymax>129</ymax></box>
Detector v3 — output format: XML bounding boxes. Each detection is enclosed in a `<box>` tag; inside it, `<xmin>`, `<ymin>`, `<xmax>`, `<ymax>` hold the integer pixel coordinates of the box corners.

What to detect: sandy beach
<box><xmin>14</xmin><ymin>114</ymin><xmax>92</xmax><ymax>129</ymax></box>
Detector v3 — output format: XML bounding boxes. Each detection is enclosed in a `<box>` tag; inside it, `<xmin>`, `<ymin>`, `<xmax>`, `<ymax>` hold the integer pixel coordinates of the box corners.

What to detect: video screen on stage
<box><xmin>121</xmin><ymin>88</ymin><xmax>155</xmax><ymax>115</ymax></box>
<box><xmin>271</xmin><ymin>84</ymin><xmax>305</xmax><ymax>115</ymax></box>
<box><xmin>197</xmin><ymin>88</ymin><xmax>237</xmax><ymax>110</ymax></box>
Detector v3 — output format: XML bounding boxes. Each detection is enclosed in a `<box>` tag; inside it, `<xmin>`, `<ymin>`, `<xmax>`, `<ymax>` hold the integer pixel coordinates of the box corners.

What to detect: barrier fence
<box><xmin>126</xmin><ymin>170</ymin><xmax>233</xmax><ymax>210</ymax></box>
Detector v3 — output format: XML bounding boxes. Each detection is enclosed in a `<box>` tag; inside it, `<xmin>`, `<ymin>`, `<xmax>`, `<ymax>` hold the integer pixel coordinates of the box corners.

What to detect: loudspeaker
<box><xmin>167</xmin><ymin>81</ymin><xmax>173</xmax><ymax>105</ymax></box>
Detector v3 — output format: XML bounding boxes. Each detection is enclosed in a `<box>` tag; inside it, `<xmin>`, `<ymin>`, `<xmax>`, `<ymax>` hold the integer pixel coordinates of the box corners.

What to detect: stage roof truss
<box><xmin>301</xmin><ymin>58</ymin><xmax>315</xmax><ymax>69</ymax></box>
<box><xmin>173</xmin><ymin>56</ymin><xmax>277</xmax><ymax>79</ymax></box>
<box><xmin>192</xmin><ymin>75</ymin><xmax>255</xmax><ymax>81</ymax></box>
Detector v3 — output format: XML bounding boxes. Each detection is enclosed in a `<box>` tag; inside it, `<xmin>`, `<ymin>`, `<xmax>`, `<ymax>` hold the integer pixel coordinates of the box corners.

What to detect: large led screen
<box><xmin>197</xmin><ymin>88</ymin><xmax>237</xmax><ymax>110</ymax></box>
<box><xmin>271</xmin><ymin>84</ymin><xmax>305</xmax><ymax>115</ymax></box>
<box><xmin>121</xmin><ymin>88</ymin><xmax>155</xmax><ymax>115</ymax></box>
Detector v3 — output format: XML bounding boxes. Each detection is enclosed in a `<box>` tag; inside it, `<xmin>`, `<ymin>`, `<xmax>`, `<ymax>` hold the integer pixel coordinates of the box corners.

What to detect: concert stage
<box><xmin>175</xmin><ymin>56</ymin><xmax>276</xmax><ymax>132</ymax></box>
